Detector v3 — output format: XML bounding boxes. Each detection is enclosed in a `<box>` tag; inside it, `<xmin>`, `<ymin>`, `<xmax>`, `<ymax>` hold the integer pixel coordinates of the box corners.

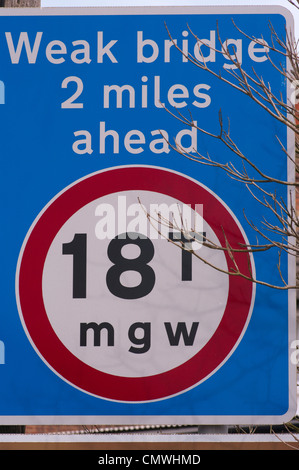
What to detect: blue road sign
<box><xmin>0</xmin><ymin>6</ymin><xmax>296</xmax><ymax>425</ymax></box>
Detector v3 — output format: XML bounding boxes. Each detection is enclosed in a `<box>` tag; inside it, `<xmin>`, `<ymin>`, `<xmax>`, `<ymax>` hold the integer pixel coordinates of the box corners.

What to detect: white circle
<box><xmin>42</xmin><ymin>190</ymin><xmax>229</xmax><ymax>378</ymax></box>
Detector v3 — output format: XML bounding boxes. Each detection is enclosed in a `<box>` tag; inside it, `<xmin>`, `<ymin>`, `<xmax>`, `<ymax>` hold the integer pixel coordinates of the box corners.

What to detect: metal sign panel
<box><xmin>0</xmin><ymin>6</ymin><xmax>296</xmax><ymax>424</ymax></box>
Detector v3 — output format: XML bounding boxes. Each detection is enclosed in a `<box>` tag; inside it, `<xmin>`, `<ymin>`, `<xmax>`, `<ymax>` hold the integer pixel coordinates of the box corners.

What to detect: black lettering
<box><xmin>106</xmin><ymin>232</ymin><xmax>155</xmax><ymax>299</ymax></box>
<box><xmin>164</xmin><ymin>322</ymin><xmax>199</xmax><ymax>346</ymax></box>
<box><xmin>128</xmin><ymin>322</ymin><xmax>151</xmax><ymax>354</ymax></box>
<box><xmin>62</xmin><ymin>233</ymin><xmax>87</xmax><ymax>298</ymax></box>
<box><xmin>80</xmin><ymin>322</ymin><xmax>114</xmax><ymax>346</ymax></box>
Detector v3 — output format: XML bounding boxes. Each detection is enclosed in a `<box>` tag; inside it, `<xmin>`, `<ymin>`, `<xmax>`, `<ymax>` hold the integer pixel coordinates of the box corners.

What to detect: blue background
<box><xmin>0</xmin><ymin>9</ymin><xmax>294</xmax><ymax>422</ymax></box>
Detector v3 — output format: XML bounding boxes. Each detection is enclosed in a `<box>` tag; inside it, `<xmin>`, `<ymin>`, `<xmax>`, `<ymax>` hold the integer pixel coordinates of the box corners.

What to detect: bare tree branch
<box><xmin>158</xmin><ymin>5</ymin><xmax>298</xmax><ymax>290</ymax></box>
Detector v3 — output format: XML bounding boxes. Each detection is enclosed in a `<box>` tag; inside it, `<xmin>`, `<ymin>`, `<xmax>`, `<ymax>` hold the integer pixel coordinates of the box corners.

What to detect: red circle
<box><xmin>17</xmin><ymin>167</ymin><xmax>254</xmax><ymax>402</ymax></box>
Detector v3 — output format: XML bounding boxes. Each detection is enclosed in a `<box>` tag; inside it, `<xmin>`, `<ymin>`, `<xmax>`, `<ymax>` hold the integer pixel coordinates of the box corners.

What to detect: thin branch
<box><xmin>160</xmin><ymin>106</ymin><xmax>296</xmax><ymax>186</ymax></box>
<box><xmin>139</xmin><ymin>199</ymin><xmax>297</xmax><ymax>290</ymax></box>
<box><xmin>164</xmin><ymin>22</ymin><xmax>299</xmax><ymax>135</ymax></box>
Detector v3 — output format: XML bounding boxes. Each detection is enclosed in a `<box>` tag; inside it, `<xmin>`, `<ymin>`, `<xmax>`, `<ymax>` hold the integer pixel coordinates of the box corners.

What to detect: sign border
<box><xmin>0</xmin><ymin>5</ymin><xmax>293</xmax><ymax>424</ymax></box>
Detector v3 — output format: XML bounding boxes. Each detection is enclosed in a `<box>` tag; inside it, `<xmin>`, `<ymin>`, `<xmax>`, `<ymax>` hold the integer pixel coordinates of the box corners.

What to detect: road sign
<box><xmin>0</xmin><ymin>6</ymin><xmax>296</xmax><ymax>424</ymax></box>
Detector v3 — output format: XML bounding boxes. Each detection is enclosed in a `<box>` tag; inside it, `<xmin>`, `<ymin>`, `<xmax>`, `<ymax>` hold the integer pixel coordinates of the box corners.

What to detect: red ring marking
<box><xmin>17</xmin><ymin>167</ymin><xmax>254</xmax><ymax>402</ymax></box>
